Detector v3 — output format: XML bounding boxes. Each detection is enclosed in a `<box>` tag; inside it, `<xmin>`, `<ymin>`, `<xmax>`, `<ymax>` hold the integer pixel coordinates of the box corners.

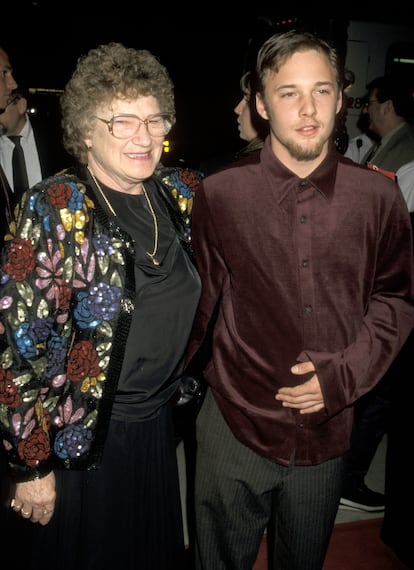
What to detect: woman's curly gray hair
<box><xmin>60</xmin><ymin>42</ymin><xmax>176</xmax><ymax>164</ymax></box>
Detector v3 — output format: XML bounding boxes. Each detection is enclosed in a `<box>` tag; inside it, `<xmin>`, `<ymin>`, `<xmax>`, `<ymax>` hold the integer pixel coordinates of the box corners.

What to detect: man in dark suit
<box><xmin>0</xmin><ymin>88</ymin><xmax>72</xmax><ymax>208</ymax></box>
<box><xmin>361</xmin><ymin>75</ymin><xmax>414</xmax><ymax>171</ymax></box>
<box><xmin>0</xmin><ymin>46</ymin><xmax>18</xmax><ymax>249</ymax></box>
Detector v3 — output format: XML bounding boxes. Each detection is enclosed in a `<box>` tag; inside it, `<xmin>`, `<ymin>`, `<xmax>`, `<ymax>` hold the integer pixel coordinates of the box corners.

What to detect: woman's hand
<box><xmin>10</xmin><ymin>470</ymin><xmax>56</xmax><ymax>525</ymax></box>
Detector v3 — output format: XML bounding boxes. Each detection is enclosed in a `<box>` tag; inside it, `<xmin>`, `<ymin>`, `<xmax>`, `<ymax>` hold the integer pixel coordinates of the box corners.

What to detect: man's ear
<box><xmin>336</xmin><ymin>91</ymin><xmax>343</xmax><ymax>116</ymax></box>
<box><xmin>384</xmin><ymin>99</ymin><xmax>394</xmax><ymax>115</ymax></box>
<box><xmin>256</xmin><ymin>93</ymin><xmax>269</xmax><ymax>121</ymax></box>
<box><xmin>18</xmin><ymin>98</ymin><xmax>27</xmax><ymax>114</ymax></box>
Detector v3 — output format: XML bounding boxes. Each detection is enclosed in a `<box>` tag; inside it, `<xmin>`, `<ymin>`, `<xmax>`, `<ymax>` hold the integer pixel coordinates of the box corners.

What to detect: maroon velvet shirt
<box><xmin>187</xmin><ymin>137</ymin><xmax>414</xmax><ymax>466</ymax></box>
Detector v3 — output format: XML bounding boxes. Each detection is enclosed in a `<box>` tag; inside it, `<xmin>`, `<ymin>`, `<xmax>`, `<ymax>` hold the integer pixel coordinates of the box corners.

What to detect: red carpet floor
<box><xmin>252</xmin><ymin>518</ymin><xmax>410</xmax><ymax>570</ymax></box>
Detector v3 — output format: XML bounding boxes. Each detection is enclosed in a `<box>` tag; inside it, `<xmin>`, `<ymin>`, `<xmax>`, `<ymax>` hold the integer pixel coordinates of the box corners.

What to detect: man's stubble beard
<box><xmin>283</xmin><ymin>136</ymin><xmax>326</xmax><ymax>161</ymax></box>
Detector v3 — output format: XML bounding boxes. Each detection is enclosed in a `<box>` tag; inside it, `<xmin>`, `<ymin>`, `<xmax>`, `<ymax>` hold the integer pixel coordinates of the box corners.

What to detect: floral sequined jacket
<box><xmin>0</xmin><ymin>164</ymin><xmax>202</xmax><ymax>482</ymax></box>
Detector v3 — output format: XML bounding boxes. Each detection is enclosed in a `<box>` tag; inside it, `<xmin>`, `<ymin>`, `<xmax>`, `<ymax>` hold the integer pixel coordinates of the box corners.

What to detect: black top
<box><xmin>91</xmin><ymin>177</ymin><xmax>200</xmax><ymax>420</ymax></box>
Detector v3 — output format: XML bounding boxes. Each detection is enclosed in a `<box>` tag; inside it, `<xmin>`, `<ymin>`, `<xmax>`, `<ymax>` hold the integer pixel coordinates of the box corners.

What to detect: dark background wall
<box><xmin>3</xmin><ymin>8</ymin><xmax>413</xmax><ymax>169</ymax></box>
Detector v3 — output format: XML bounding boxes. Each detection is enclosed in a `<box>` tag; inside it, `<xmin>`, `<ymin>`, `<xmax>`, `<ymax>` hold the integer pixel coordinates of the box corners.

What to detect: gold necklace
<box><xmin>141</xmin><ymin>186</ymin><xmax>159</xmax><ymax>265</ymax></box>
<box><xmin>87</xmin><ymin>167</ymin><xmax>160</xmax><ymax>266</ymax></box>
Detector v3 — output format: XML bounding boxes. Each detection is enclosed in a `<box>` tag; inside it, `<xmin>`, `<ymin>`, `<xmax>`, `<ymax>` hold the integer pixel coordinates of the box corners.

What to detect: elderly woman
<box><xmin>0</xmin><ymin>43</ymin><xmax>201</xmax><ymax>569</ymax></box>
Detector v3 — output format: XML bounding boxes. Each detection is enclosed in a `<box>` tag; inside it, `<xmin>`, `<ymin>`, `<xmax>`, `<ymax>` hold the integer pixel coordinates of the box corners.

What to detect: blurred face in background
<box><xmin>363</xmin><ymin>88</ymin><xmax>387</xmax><ymax>138</ymax></box>
<box><xmin>234</xmin><ymin>94</ymin><xmax>258</xmax><ymax>143</ymax></box>
<box><xmin>0</xmin><ymin>48</ymin><xmax>18</xmax><ymax>113</ymax></box>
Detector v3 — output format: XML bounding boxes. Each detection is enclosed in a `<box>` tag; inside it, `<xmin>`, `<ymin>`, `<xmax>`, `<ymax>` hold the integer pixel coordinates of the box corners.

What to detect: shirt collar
<box><xmin>261</xmin><ymin>136</ymin><xmax>339</xmax><ymax>203</ymax></box>
<box><xmin>18</xmin><ymin>115</ymin><xmax>31</xmax><ymax>140</ymax></box>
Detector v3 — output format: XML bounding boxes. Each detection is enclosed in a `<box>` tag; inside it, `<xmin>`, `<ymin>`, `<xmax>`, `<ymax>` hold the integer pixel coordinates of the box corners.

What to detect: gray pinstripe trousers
<box><xmin>194</xmin><ymin>389</ymin><xmax>343</xmax><ymax>570</ymax></box>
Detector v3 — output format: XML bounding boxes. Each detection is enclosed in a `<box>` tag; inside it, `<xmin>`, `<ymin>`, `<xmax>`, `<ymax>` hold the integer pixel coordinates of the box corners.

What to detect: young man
<box><xmin>186</xmin><ymin>30</ymin><xmax>414</xmax><ymax>569</ymax></box>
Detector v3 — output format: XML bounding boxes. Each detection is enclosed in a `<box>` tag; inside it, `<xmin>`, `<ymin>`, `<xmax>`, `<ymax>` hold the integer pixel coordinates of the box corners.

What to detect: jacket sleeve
<box><xmin>0</xmin><ymin>178</ymin><xmax>80</xmax><ymax>481</ymax></box>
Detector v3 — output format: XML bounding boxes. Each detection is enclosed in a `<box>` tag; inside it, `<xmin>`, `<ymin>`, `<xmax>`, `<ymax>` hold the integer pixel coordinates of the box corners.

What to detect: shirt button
<box><xmin>299</xmin><ymin>215</ymin><xmax>307</xmax><ymax>224</ymax></box>
<box><xmin>302</xmin><ymin>259</ymin><xmax>309</xmax><ymax>268</ymax></box>
<box><xmin>304</xmin><ymin>305</ymin><xmax>312</xmax><ymax>314</ymax></box>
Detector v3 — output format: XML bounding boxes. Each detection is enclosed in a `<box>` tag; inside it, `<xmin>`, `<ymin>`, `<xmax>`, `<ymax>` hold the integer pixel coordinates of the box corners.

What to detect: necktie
<box><xmin>8</xmin><ymin>135</ymin><xmax>29</xmax><ymax>202</ymax></box>
<box><xmin>363</xmin><ymin>141</ymin><xmax>381</xmax><ymax>165</ymax></box>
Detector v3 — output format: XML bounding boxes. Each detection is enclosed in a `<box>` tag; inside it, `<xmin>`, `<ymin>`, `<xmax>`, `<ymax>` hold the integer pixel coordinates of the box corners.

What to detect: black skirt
<box><xmin>3</xmin><ymin>404</ymin><xmax>186</xmax><ymax>570</ymax></box>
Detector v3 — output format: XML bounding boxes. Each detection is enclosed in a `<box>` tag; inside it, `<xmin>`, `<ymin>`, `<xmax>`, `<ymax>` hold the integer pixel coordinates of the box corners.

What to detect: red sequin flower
<box><xmin>3</xmin><ymin>238</ymin><xmax>36</xmax><ymax>281</ymax></box>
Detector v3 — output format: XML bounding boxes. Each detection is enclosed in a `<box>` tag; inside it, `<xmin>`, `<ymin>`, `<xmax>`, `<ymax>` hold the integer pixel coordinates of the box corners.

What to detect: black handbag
<box><xmin>173</xmin><ymin>298</ymin><xmax>219</xmax><ymax>439</ymax></box>
<box><xmin>175</xmin><ymin>374</ymin><xmax>206</xmax><ymax>407</ymax></box>
<box><xmin>173</xmin><ymin>374</ymin><xmax>207</xmax><ymax>443</ymax></box>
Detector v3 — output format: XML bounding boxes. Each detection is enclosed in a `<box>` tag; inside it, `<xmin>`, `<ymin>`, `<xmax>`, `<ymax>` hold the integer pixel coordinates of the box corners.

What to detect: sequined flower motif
<box><xmin>54</xmin><ymin>424</ymin><xmax>93</xmax><ymax>460</ymax></box>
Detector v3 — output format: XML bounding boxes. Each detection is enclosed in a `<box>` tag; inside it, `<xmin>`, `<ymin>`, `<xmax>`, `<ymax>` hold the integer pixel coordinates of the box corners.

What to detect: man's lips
<box><xmin>296</xmin><ymin>125</ymin><xmax>319</xmax><ymax>136</ymax></box>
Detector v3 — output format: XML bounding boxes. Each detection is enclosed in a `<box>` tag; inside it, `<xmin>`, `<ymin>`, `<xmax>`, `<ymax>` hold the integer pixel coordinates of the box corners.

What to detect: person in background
<box><xmin>360</xmin><ymin>75</ymin><xmax>414</xmax><ymax>169</ymax></box>
<box><xmin>344</xmin><ymin>110</ymin><xmax>379</xmax><ymax>164</ymax></box>
<box><xmin>0</xmin><ymin>46</ymin><xmax>18</xmax><ymax>248</ymax></box>
<box><xmin>396</xmin><ymin>159</ymin><xmax>414</xmax><ymax>213</ymax></box>
<box><xmin>0</xmin><ymin>88</ymin><xmax>72</xmax><ymax>207</ymax></box>
<box><xmin>200</xmin><ymin>70</ymin><xmax>268</xmax><ymax>175</ymax></box>
<box><xmin>185</xmin><ymin>30</ymin><xmax>414</xmax><ymax>570</ymax></box>
<box><xmin>0</xmin><ymin>47</ymin><xmax>16</xmax><ymax>113</ymax></box>
<box><xmin>0</xmin><ymin>45</ymin><xmax>18</xmax><ymax>538</ymax></box>
<box><xmin>0</xmin><ymin>42</ymin><xmax>201</xmax><ymax>570</ymax></box>
<box><xmin>340</xmin><ymin>74</ymin><xmax>414</xmax><ymax>514</ymax></box>
<box><xmin>380</xmin><ymin>156</ymin><xmax>414</xmax><ymax>568</ymax></box>
<box><xmin>233</xmin><ymin>70</ymin><xmax>267</xmax><ymax>158</ymax></box>
<box><xmin>380</xmin><ymin>267</ymin><xmax>414</xmax><ymax>569</ymax></box>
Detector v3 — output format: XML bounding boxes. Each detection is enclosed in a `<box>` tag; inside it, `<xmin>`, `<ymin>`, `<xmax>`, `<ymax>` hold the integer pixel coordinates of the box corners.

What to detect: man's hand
<box><xmin>10</xmin><ymin>471</ymin><xmax>56</xmax><ymax>525</ymax></box>
<box><xmin>275</xmin><ymin>361</ymin><xmax>325</xmax><ymax>414</ymax></box>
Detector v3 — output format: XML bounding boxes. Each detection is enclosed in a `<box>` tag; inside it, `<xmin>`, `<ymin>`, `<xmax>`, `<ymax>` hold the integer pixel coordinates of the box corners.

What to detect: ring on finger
<box><xmin>10</xmin><ymin>498</ymin><xmax>22</xmax><ymax>511</ymax></box>
<box><xmin>21</xmin><ymin>509</ymin><xmax>31</xmax><ymax>517</ymax></box>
